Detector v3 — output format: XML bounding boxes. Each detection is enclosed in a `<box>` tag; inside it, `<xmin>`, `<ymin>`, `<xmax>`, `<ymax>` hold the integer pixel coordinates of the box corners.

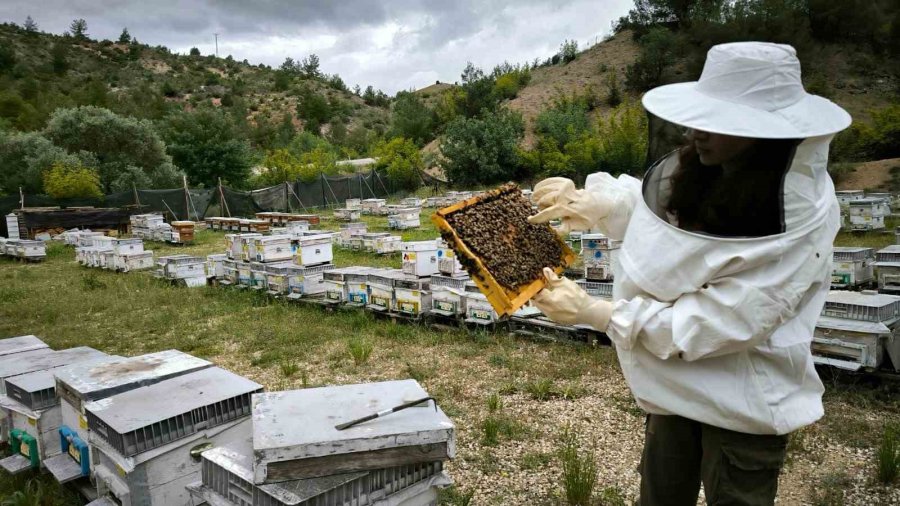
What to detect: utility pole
<box><xmin>214</xmin><ymin>33</ymin><xmax>219</xmax><ymax>57</ymax></box>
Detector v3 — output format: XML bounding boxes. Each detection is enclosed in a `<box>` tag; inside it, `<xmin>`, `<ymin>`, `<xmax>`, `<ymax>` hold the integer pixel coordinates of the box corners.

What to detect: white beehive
<box><xmin>0</xmin><ymin>352</ymin><xmax>116</xmax><ymax>475</ymax></box>
<box><xmin>86</xmin><ymin>367</ymin><xmax>262</xmax><ymax>506</ymax></box>
<box><xmin>157</xmin><ymin>255</ymin><xmax>207</xmax><ymax>287</ymax></box>
<box><xmin>6</xmin><ymin>213</ymin><xmax>20</xmax><ymax>239</ymax></box>
<box><xmin>47</xmin><ymin>350</ymin><xmax>212</xmax><ymax>484</ymax></box>
<box><xmin>388</xmin><ymin>208</ymin><xmax>421</xmax><ymax>230</ymax></box>
<box><xmin>361</xmin><ymin>198</ymin><xmax>386</xmax><ymax>214</ymax></box>
<box><xmin>401</xmin><ymin>240</ymin><xmax>439</xmax><ymax>278</ymax></box>
<box><xmin>16</xmin><ymin>240</ymin><xmax>46</xmax><ymax>261</ymax></box>
<box><xmin>250</xmin><ymin>262</ymin><xmax>270</xmax><ymax>291</ymax></box>
<box><xmin>429</xmin><ymin>275</ymin><xmax>469</xmax><ymax>317</ymax></box>
<box><xmin>575</xmin><ymin>279</ymin><xmax>614</xmax><ymax>300</ymax></box>
<box><xmin>322</xmin><ymin>266</ymin><xmax>372</xmax><ymax>304</ymax></box>
<box><xmin>115</xmin><ymin>251</ymin><xmax>154</xmax><ymax>273</ymax></box>
<box><xmin>222</xmin><ymin>259</ymin><xmax>238</xmax><ymax>285</ymax></box>
<box><xmin>436</xmin><ymin>239</ymin><xmax>465</xmax><ymax>277</ymax></box>
<box><xmin>100</xmin><ymin>250</ymin><xmax>117</xmax><ymax>270</ymax></box>
<box><xmin>875</xmin><ymin>245</ymin><xmax>900</xmax><ymax>294</ymax></box>
<box><xmin>253</xmin><ymin>235</ymin><xmax>294</xmax><ymax>263</ymax></box>
<box><xmin>285</xmin><ymin>263</ymin><xmax>334</xmax><ymax>299</ymax></box>
<box><xmin>111</xmin><ymin>238</ymin><xmax>144</xmax><ymax>256</ymax></box>
<box><xmin>263</xmin><ymin>262</ymin><xmax>300</xmax><ymax>296</ymax></box>
<box><xmin>815</xmin><ymin>290</ymin><xmax>900</xmax><ymax>372</ymax></box>
<box><xmin>374</xmin><ymin>235</ymin><xmax>402</xmax><ymax>254</ymax></box>
<box><xmin>401</xmin><ymin>197</ymin><xmax>423</xmax><ymax>208</ymax></box>
<box><xmin>238</xmin><ymin>233</ymin><xmax>264</xmax><ymax>262</ymax></box>
<box><xmin>867</xmin><ymin>192</ymin><xmax>892</xmax><ymax>215</ymax></box>
<box><xmin>366</xmin><ymin>269</ymin><xmax>405</xmax><ymax>312</ymax></box>
<box><xmin>393</xmin><ymin>276</ymin><xmax>432</xmax><ymax>316</ymax></box>
<box><xmin>831</xmin><ymin>247</ymin><xmax>875</xmax><ymax>289</ymax></box>
<box><xmin>251</xmin><ymin>380</ymin><xmax>455</xmax><ymax>484</ymax></box>
<box><xmin>345</xmin><ymin>198</ymin><xmax>361</xmax><ymax>210</ymax></box>
<box><xmin>345</xmin><ymin>269</ymin><xmax>377</xmax><ymax>306</ymax></box>
<box><xmin>581</xmin><ymin>233</ymin><xmax>621</xmax><ymax>281</ymax></box>
<box><xmin>206</xmin><ymin>253</ymin><xmax>228</xmax><ymax>279</ymax></box>
<box><xmin>463</xmin><ymin>282</ymin><xmax>499</xmax><ymax>324</ymax></box>
<box><xmin>292</xmin><ymin>234</ymin><xmax>333</xmax><ymax>266</ymax></box>
<box><xmin>188</xmin><ymin>436</ymin><xmax>449</xmax><ymax>506</ymax></box>
<box><xmin>237</xmin><ymin>261</ymin><xmax>253</xmax><ymax>287</ymax></box>
<box><xmin>849</xmin><ymin>198</ymin><xmax>888</xmax><ymax>230</ymax></box>
<box><xmin>334</xmin><ymin>208</ymin><xmax>361</xmax><ymax>221</ymax></box>
<box><xmin>835</xmin><ymin>190</ymin><xmax>864</xmax><ymax>208</ymax></box>
<box><xmin>0</xmin><ymin>335</ymin><xmax>48</xmax><ymax>357</ymax></box>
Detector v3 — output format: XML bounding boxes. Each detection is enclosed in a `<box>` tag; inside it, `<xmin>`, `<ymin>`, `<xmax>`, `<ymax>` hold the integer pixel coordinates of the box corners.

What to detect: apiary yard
<box><xmin>0</xmin><ymin>209</ymin><xmax>899</xmax><ymax>505</ymax></box>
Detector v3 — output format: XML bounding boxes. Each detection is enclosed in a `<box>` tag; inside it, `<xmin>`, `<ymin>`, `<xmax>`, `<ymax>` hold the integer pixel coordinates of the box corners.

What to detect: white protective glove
<box><xmin>531</xmin><ymin>268</ymin><xmax>612</xmax><ymax>331</ymax></box>
<box><xmin>527</xmin><ymin>177</ymin><xmax>612</xmax><ymax>234</ymax></box>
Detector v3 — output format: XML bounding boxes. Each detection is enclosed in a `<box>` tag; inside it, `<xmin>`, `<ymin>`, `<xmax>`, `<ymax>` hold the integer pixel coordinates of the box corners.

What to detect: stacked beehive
<box><xmin>74</xmin><ymin>236</ymin><xmax>154</xmax><ymax>273</ymax></box>
<box><xmin>0</xmin><ymin>237</ymin><xmax>45</xmax><ymax>262</ymax></box>
<box><xmin>430</xmin><ymin>238</ymin><xmax>471</xmax><ymax>320</ymax></box>
<box><xmin>130</xmin><ymin>214</ymin><xmax>195</xmax><ymax>244</ymax></box>
<box><xmin>154</xmin><ymin>254</ymin><xmax>207</xmax><ymax>287</ymax></box>
<box><xmin>388</xmin><ymin>207</ymin><xmax>422</xmax><ymax>229</ymax></box>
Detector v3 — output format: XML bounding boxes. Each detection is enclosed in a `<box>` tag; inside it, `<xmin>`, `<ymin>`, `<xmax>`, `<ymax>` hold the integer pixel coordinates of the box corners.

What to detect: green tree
<box><xmin>296</xmin><ymin>85</ymin><xmax>332</xmax><ymax>135</ymax></box>
<box><xmin>118</xmin><ymin>27</ymin><xmax>131</xmax><ymax>44</ymax></box>
<box><xmin>459</xmin><ymin>62</ymin><xmax>499</xmax><ymax>117</ymax></box>
<box><xmin>298</xmin><ymin>146</ymin><xmax>338</xmax><ymax>182</ymax></box>
<box><xmin>256</xmin><ymin>148</ymin><xmax>304</xmax><ymax>186</ymax></box>
<box><xmin>189</xmin><ymin>47</ymin><xmax>200</xmax><ymax>56</ymax></box>
<box><xmin>160</xmin><ymin>107</ymin><xmax>252</xmax><ymax>187</ymax></box>
<box><xmin>70</xmin><ymin>18</ymin><xmax>88</xmax><ymax>39</ymax></box>
<box><xmin>559</xmin><ymin>39</ymin><xmax>579</xmax><ymax>63</ymax></box>
<box><xmin>42</xmin><ymin>161</ymin><xmax>102</xmax><ymax>199</ymax></box>
<box><xmin>375</xmin><ymin>137</ymin><xmax>422</xmax><ymax>190</ymax></box>
<box><xmin>23</xmin><ymin>16</ymin><xmax>38</xmax><ymax>34</ymax></box>
<box><xmin>535</xmin><ymin>93</ymin><xmax>592</xmax><ymax>150</ymax></box>
<box><xmin>0</xmin><ymin>131</ymin><xmax>89</xmax><ymax>194</ymax></box>
<box><xmin>388</xmin><ymin>92</ymin><xmax>436</xmax><ymax>146</ymax></box>
<box><xmin>440</xmin><ymin>109</ymin><xmax>524</xmax><ymax>186</ymax></box>
<box><xmin>44</xmin><ymin>106</ymin><xmax>179</xmax><ymax>191</ymax></box>
<box><xmin>301</xmin><ymin>54</ymin><xmax>321</xmax><ymax>78</ymax></box>
<box><xmin>595</xmin><ymin>99</ymin><xmax>648</xmax><ymax>176</ymax></box>
<box><xmin>0</xmin><ymin>45</ymin><xmax>15</xmax><ymax>73</ymax></box>
<box><xmin>50</xmin><ymin>42</ymin><xmax>68</xmax><ymax>75</ymax></box>
<box><xmin>625</xmin><ymin>27</ymin><xmax>676</xmax><ymax>91</ymax></box>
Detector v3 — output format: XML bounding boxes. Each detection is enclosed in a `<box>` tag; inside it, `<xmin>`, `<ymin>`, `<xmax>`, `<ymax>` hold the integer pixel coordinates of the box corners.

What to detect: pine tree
<box><xmin>70</xmin><ymin>18</ymin><xmax>88</xmax><ymax>40</ymax></box>
<box><xmin>23</xmin><ymin>16</ymin><xmax>37</xmax><ymax>34</ymax></box>
<box><xmin>118</xmin><ymin>27</ymin><xmax>131</xmax><ymax>44</ymax></box>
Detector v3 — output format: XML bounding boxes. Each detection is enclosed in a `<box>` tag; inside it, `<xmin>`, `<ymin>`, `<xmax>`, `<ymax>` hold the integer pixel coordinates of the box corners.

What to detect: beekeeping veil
<box><xmin>611</xmin><ymin>42</ymin><xmax>851</xmax><ymax>307</ymax></box>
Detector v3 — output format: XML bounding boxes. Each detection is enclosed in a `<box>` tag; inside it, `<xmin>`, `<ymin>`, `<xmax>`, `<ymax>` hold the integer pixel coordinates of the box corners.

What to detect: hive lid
<box><xmin>5</xmin><ymin>354</ymin><xmax>119</xmax><ymax>410</ymax></box>
<box><xmin>252</xmin><ymin>379</ymin><xmax>455</xmax><ymax>483</ymax></box>
<box><xmin>54</xmin><ymin>349</ymin><xmax>212</xmax><ymax>402</ymax></box>
<box><xmin>0</xmin><ymin>335</ymin><xmax>48</xmax><ymax>357</ymax></box>
<box><xmin>85</xmin><ymin>367</ymin><xmax>261</xmax><ymax>435</ymax></box>
<box><xmin>0</xmin><ymin>347</ymin><xmax>107</xmax><ymax>382</ymax></box>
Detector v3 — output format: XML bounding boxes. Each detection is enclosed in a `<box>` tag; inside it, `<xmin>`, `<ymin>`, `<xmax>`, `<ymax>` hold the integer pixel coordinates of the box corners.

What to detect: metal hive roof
<box><xmin>0</xmin><ymin>335</ymin><xmax>48</xmax><ymax>356</ymax></box>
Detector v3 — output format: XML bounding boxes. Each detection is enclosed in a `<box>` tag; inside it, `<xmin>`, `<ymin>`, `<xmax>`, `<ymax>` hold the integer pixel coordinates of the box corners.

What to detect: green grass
<box><xmin>877</xmin><ymin>424</ymin><xmax>900</xmax><ymax>484</ymax></box>
<box><xmin>559</xmin><ymin>428</ymin><xmax>598</xmax><ymax>506</ymax></box>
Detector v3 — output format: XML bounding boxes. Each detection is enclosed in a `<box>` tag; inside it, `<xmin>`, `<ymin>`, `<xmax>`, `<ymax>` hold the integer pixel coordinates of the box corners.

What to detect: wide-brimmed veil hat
<box><xmin>642</xmin><ymin>42</ymin><xmax>851</xmax><ymax>139</ymax></box>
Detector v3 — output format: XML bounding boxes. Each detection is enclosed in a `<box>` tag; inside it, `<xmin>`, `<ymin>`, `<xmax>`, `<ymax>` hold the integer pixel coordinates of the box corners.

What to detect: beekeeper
<box><xmin>529</xmin><ymin>42</ymin><xmax>851</xmax><ymax>506</ymax></box>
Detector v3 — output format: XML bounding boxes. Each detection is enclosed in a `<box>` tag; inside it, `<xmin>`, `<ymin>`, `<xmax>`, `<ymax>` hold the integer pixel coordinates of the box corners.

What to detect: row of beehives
<box><xmin>206</xmin><ymin>212</ymin><xmax>321</xmax><ymax>233</ymax></box>
<box><xmin>73</xmin><ymin>234</ymin><xmax>154</xmax><ymax>273</ymax></box>
<box><xmin>130</xmin><ymin>214</ymin><xmax>196</xmax><ymax>244</ymax></box>
<box><xmin>0</xmin><ymin>237</ymin><xmax>46</xmax><ymax>261</ymax></box>
<box><xmin>0</xmin><ymin>335</ymin><xmax>455</xmax><ymax>506</ymax></box>
<box><xmin>333</xmin><ymin>223</ymin><xmax>402</xmax><ymax>254</ymax></box>
<box><xmin>831</xmin><ymin>245</ymin><xmax>900</xmax><ymax>293</ymax></box>
<box><xmin>835</xmin><ymin>190</ymin><xmax>893</xmax><ymax>231</ymax></box>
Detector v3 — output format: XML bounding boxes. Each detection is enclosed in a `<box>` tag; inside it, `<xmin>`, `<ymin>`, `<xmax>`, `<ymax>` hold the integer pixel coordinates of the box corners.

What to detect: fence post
<box><xmin>182</xmin><ymin>176</ymin><xmax>190</xmax><ymax>220</ymax></box>
<box><xmin>19</xmin><ymin>187</ymin><xmax>24</xmax><ymax>210</ymax></box>
<box><xmin>132</xmin><ymin>183</ymin><xmax>141</xmax><ymax>207</ymax></box>
<box><xmin>218</xmin><ymin>178</ymin><xmax>231</xmax><ymax>217</ymax></box>
<box><xmin>285</xmin><ymin>181</ymin><xmax>290</xmax><ymax>212</ymax></box>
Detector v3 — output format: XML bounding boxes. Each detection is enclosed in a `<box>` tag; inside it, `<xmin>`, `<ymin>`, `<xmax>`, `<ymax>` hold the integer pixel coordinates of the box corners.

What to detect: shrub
<box><xmin>440</xmin><ymin>108</ymin><xmax>524</xmax><ymax>186</ymax></box>
<box><xmin>596</xmin><ymin>99</ymin><xmax>648</xmax><ymax>176</ymax></box>
<box><xmin>559</xmin><ymin>39</ymin><xmax>579</xmax><ymax>64</ymax></box>
<box><xmin>605</xmin><ymin>73</ymin><xmax>622</xmax><ymax>107</ymax></box>
<box><xmin>388</xmin><ymin>92</ymin><xmax>436</xmax><ymax>145</ymax></box>
<box><xmin>158</xmin><ymin>107</ymin><xmax>250</xmax><ymax>187</ymax></box>
<box><xmin>559</xmin><ymin>428</ymin><xmax>597</xmax><ymax>506</ymax></box>
<box><xmin>42</xmin><ymin>161</ymin><xmax>103</xmax><ymax>199</ymax></box>
<box><xmin>625</xmin><ymin>27</ymin><xmax>676</xmax><ymax>91</ymax></box>
<box><xmin>486</xmin><ymin>392</ymin><xmax>502</xmax><ymax>413</ymax></box>
<box><xmin>535</xmin><ymin>93</ymin><xmax>591</xmax><ymax>150</ymax></box>
<box><xmin>877</xmin><ymin>424</ymin><xmax>899</xmax><ymax>484</ymax></box>
<box><xmin>347</xmin><ymin>337</ymin><xmax>373</xmax><ymax>365</ymax></box>
<box><xmin>374</xmin><ymin>137</ymin><xmax>422</xmax><ymax>191</ymax></box>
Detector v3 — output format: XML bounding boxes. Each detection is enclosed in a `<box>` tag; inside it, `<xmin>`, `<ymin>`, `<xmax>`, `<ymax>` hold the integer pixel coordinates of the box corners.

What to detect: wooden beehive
<box><xmin>432</xmin><ymin>184</ymin><xmax>575</xmax><ymax>318</ymax></box>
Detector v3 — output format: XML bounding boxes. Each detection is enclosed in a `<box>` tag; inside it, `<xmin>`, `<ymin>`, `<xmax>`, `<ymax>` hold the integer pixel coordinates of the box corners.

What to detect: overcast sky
<box><xmin>0</xmin><ymin>0</ymin><xmax>633</xmax><ymax>94</ymax></box>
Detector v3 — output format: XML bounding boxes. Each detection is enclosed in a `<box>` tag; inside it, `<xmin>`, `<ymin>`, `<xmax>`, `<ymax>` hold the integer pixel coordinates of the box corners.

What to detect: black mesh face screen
<box><xmin>646</xmin><ymin>112</ymin><xmax>687</xmax><ymax>168</ymax></box>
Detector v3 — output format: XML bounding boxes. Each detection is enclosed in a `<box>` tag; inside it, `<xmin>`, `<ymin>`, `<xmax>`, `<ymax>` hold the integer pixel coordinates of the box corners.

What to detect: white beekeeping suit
<box><xmin>532</xmin><ymin>42</ymin><xmax>851</xmax><ymax>435</ymax></box>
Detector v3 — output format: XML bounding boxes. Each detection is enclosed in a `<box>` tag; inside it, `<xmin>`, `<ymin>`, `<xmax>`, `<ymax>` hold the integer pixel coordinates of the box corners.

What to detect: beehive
<box><xmin>0</xmin><ymin>353</ymin><xmax>116</xmax><ymax>475</ymax></box>
<box><xmin>401</xmin><ymin>240</ymin><xmax>440</xmax><ymax>278</ymax></box>
<box><xmin>285</xmin><ymin>263</ymin><xmax>334</xmax><ymax>298</ymax></box>
<box><xmin>436</xmin><ymin>238</ymin><xmax>465</xmax><ymax>277</ymax></box>
<box><xmin>361</xmin><ymin>198</ymin><xmax>386</xmax><ymax>214</ymax></box>
<box><xmin>831</xmin><ymin>247</ymin><xmax>875</xmax><ymax>289</ymax></box>
<box><xmin>115</xmin><ymin>251</ymin><xmax>154</xmax><ymax>273</ymax></box>
<box><xmin>0</xmin><ymin>335</ymin><xmax>48</xmax><ymax>357</ymax></box>
<box><xmin>366</xmin><ymin>269</ymin><xmax>405</xmax><ymax>311</ymax></box>
<box><xmin>849</xmin><ymin>198</ymin><xmax>888</xmax><ymax>231</ymax></box>
<box><xmin>47</xmin><ymin>350</ymin><xmax>212</xmax><ymax>484</ymax></box>
<box><xmin>323</xmin><ymin>266</ymin><xmax>373</xmax><ymax>304</ymax></box>
<box><xmin>463</xmin><ymin>282</ymin><xmax>499</xmax><ymax>324</ymax></box>
<box><xmin>334</xmin><ymin>208</ymin><xmax>361</xmax><ymax>221</ymax></box>
<box><xmin>111</xmin><ymin>238</ymin><xmax>144</xmax><ymax>256</ymax></box>
<box><xmin>292</xmin><ymin>234</ymin><xmax>333</xmax><ymax>266</ymax></box>
<box><xmin>87</xmin><ymin>368</ymin><xmax>261</xmax><ymax>505</ymax></box>
<box><xmin>251</xmin><ymin>380</ymin><xmax>455</xmax><ymax>484</ymax></box>
<box><xmin>254</xmin><ymin>235</ymin><xmax>294</xmax><ymax>263</ymax></box>
<box><xmin>346</xmin><ymin>269</ymin><xmax>379</xmax><ymax>306</ymax></box>
<box><xmin>345</xmin><ymin>198</ymin><xmax>361</xmax><ymax>210</ymax></box>
<box><xmin>188</xmin><ymin>436</ymin><xmax>449</xmax><ymax>506</ymax></box>
<box><xmin>581</xmin><ymin>233</ymin><xmax>621</xmax><ymax>281</ymax></box>
<box><xmin>815</xmin><ymin>290</ymin><xmax>900</xmax><ymax>371</ymax></box>
<box><xmin>429</xmin><ymin>275</ymin><xmax>469</xmax><ymax>317</ymax></box>
<box><xmin>575</xmin><ymin>279</ymin><xmax>614</xmax><ymax>300</ymax></box>
<box><xmin>207</xmin><ymin>253</ymin><xmax>228</xmax><ymax>279</ymax></box>
<box><xmin>876</xmin><ymin>245</ymin><xmax>900</xmax><ymax>293</ymax></box>
<box><xmin>388</xmin><ymin>208</ymin><xmax>421</xmax><ymax>230</ymax></box>
<box><xmin>432</xmin><ymin>184</ymin><xmax>575</xmax><ymax>317</ymax></box>
<box><xmin>393</xmin><ymin>276</ymin><xmax>431</xmax><ymax>316</ymax></box>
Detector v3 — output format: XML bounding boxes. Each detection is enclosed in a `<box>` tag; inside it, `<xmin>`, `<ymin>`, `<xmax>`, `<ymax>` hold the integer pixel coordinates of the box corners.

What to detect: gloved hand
<box><xmin>527</xmin><ymin>177</ymin><xmax>612</xmax><ymax>234</ymax></box>
<box><xmin>531</xmin><ymin>268</ymin><xmax>612</xmax><ymax>331</ymax></box>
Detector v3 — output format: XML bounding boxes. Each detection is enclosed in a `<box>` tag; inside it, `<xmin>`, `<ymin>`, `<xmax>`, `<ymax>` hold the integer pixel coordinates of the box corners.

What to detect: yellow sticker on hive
<box><xmin>406</xmin><ymin>252</ymin><xmax>417</xmax><ymax>261</ymax></box>
<box><xmin>79</xmin><ymin>416</ymin><xmax>88</xmax><ymax>429</ymax></box>
<box><xmin>27</xmin><ymin>418</ymin><xmax>36</xmax><ymax>426</ymax></box>
<box><xmin>69</xmin><ymin>443</ymin><xmax>81</xmax><ymax>462</ymax></box>
<box><xmin>117</xmin><ymin>464</ymin><xmax>127</xmax><ymax>477</ymax></box>
<box><xmin>20</xmin><ymin>442</ymin><xmax>29</xmax><ymax>457</ymax></box>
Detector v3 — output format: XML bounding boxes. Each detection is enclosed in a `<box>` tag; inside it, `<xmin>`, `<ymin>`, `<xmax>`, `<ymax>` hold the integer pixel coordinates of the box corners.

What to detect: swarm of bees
<box><xmin>443</xmin><ymin>183</ymin><xmax>566</xmax><ymax>290</ymax></box>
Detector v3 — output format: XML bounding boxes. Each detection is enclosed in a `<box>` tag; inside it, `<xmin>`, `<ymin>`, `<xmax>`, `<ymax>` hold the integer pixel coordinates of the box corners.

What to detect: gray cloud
<box><xmin>0</xmin><ymin>0</ymin><xmax>633</xmax><ymax>93</ymax></box>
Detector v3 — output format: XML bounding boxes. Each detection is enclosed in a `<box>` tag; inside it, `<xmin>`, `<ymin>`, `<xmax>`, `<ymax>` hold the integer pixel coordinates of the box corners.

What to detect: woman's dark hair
<box><xmin>665</xmin><ymin>139</ymin><xmax>800</xmax><ymax>237</ymax></box>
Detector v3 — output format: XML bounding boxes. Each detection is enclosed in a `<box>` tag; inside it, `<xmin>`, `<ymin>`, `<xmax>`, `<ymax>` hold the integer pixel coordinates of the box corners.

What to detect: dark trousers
<box><xmin>638</xmin><ymin>414</ymin><xmax>788</xmax><ymax>506</ymax></box>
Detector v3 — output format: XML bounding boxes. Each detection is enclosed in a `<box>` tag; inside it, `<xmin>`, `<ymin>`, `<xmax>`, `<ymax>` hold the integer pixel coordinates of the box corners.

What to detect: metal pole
<box><xmin>132</xmin><ymin>183</ymin><xmax>141</xmax><ymax>206</ymax></box>
<box><xmin>214</xmin><ymin>33</ymin><xmax>219</xmax><ymax>57</ymax></box>
<box><xmin>219</xmin><ymin>178</ymin><xmax>231</xmax><ymax>217</ymax></box>
<box><xmin>19</xmin><ymin>187</ymin><xmax>24</xmax><ymax>210</ymax></box>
